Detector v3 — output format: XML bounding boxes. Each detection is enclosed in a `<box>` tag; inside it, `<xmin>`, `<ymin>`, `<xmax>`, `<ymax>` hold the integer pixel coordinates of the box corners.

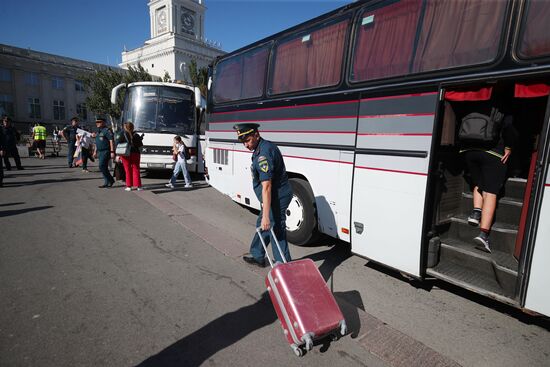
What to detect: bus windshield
<box><xmin>123</xmin><ymin>85</ymin><xmax>195</xmax><ymax>134</ymax></box>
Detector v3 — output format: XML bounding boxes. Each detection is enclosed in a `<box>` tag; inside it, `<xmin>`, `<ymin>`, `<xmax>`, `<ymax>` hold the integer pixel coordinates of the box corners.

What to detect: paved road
<box><xmin>1</xmin><ymin>157</ymin><xmax>549</xmax><ymax>367</ymax></box>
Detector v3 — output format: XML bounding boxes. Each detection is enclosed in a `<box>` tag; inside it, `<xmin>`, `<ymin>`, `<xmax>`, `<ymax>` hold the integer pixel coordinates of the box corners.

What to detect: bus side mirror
<box><xmin>194</xmin><ymin>87</ymin><xmax>206</xmax><ymax>111</ymax></box>
<box><xmin>111</xmin><ymin>83</ymin><xmax>126</xmax><ymax>105</ymax></box>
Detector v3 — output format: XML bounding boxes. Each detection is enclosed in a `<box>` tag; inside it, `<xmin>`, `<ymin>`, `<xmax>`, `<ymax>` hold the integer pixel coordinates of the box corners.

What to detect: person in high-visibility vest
<box><xmin>33</xmin><ymin>122</ymin><xmax>47</xmax><ymax>159</ymax></box>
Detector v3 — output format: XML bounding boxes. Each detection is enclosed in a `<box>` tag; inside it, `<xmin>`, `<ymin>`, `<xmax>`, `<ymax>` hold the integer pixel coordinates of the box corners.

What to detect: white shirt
<box><xmin>176</xmin><ymin>143</ymin><xmax>186</xmax><ymax>162</ymax></box>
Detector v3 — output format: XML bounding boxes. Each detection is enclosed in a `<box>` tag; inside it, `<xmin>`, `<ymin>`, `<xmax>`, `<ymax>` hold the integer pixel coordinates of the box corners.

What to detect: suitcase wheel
<box><xmin>340</xmin><ymin>320</ymin><xmax>347</xmax><ymax>336</ymax></box>
<box><xmin>291</xmin><ymin>344</ymin><xmax>303</xmax><ymax>357</ymax></box>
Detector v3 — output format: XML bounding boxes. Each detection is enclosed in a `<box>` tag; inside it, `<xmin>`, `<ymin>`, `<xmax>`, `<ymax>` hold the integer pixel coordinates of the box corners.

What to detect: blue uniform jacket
<box><xmin>95</xmin><ymin>127</ymin><xmax>113</xmax><ymax>151</ymax></box>
<box><xmin>251</xmin><ymin>138</ymin><xmax>292</xmax><ymax>202</ymax></box>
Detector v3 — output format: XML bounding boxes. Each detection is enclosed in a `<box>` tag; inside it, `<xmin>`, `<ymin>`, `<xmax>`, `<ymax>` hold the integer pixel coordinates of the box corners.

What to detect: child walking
<box><xmin>166</xmin><ymin>135</ymin><xmax>192</xmax><ymax>189</ymax></box>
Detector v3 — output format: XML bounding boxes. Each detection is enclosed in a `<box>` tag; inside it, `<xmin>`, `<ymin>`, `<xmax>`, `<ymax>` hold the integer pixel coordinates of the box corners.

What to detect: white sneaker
<box><xmin>124</xmin><ymin>187</ymin><xmax>132</xmax><ymax>192</ymax></box>
<box><xmin>165</xmin><ymin>183</ymin><xmax>174</xmax><ymax>189</ymax></box>
<box><xmin>184</xmin><ymin>184</ymin><xmax>192</xmax><ymax>188</ymax></box>
<box><xmin>136</xmin><ymin>187</ymin><xmax>144</xmax><ymax>191</ymax></box>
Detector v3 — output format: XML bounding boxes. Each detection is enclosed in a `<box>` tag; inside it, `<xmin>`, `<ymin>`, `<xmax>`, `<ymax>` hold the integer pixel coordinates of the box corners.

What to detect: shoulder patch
<box><xmin>259</xmin><ymin>160</ymin><xmax>269</xmax><ymax>173</ymax></box>
<box><xmin>258</xmin><ymin>155</ymin><xmax>267</xmax><ymax>162</ymax></box>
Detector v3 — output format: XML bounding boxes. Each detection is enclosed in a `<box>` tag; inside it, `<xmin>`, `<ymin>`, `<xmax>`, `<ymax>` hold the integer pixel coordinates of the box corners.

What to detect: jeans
<box><xmin>249</xmin><ymin>190</ymin><xmax>293</xmax><ymax>263</ymax></box>
<box><xmin>81</xmin><ymin>148</ymin><xmax>89</xmax><ymax>170</ymax></box>
<box><xmin>67</xmin><ymin>142</ymin><xmax>76</xmax><ymax>167</ymax></box>
<box><xmin>98</xmin><ymin>150</ymin><xmax>114</xmax><ymax>186</ymax></box>
<box><xmin>170</xmin><ymin>160</ymin><xmax>191</xmax><ymax>186</ymax></box>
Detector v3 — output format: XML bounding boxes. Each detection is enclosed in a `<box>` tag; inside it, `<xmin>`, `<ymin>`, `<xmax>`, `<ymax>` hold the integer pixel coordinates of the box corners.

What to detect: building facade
<box><xmin>0</xmin><ymin>43</ymin><xmax>110</xmax><ymax>129</ymax></box>
<box><xmin>120</xmin><ymin>0</ymin><xmax>224</xmax><ymax>80</ymax></box>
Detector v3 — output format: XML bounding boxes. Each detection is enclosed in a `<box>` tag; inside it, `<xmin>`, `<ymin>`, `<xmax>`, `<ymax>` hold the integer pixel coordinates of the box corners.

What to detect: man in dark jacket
<box><xmin>2</xmin><ymin>116</ymin><xmax>23</xmax><ymax>170</ymax></box>
<box><xmin>62</xmin><ymin>117</ymin><xmax>79</xmax><ymax>168</ymax></box>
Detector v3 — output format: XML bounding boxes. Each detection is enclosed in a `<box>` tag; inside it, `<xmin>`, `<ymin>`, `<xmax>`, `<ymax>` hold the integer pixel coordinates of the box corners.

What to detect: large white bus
<box><xmin>205</xmin><ymin>0</ymin><xmax>550</xmax><ymax>316</ymax></box>
<box><xmin>111</xmin><ymin>82</ymin><xmax>206</xmax><ymax>172</ymax></box>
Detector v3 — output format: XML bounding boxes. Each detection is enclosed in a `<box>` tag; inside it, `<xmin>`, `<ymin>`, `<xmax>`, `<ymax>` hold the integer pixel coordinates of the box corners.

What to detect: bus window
<box><xmin>412</xmin><ymin>0</ymin><xmax>507</xmax><ymax>72</ymax></box>
<box><xmin>157</xmin><ymin>87</ymin><xmax>195</xmax><ymax>134</ymax></box>
<box><xmin>351</xmin><ymin>0</ymin><xmax>423</xmax><ymax>82</ymax></box>
<box><xmin>213</xmin><ymin>45</ymin><xmax>269</xmax><ymax>103</ymax></box>
<box><xmin>517</xmin><ymin>0</ymin><xmax>550</xmax><ymax>59</ymax></box>
<box><xmin>270</xmin><ymin>18</ymin><xmax>349</xmax><ymax>95</ymax></box>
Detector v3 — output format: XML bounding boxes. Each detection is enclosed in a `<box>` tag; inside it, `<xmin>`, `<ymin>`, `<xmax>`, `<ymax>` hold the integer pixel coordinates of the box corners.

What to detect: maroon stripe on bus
<box><xmin>208</xmin><ymin>147</ymin><xmax>354</xmax><ymax>165</ymax></box>
<box><xmin>212</xmin><ymin>99</ymin><xmax>356</xmax><ymax>115</ymax></box>
<box><xmin>207</xmin><ymin>130</ymin><xmax>354</xmax><ymax>134</ymax></box>
<box><xmin>359</xmin><ymin>113</ymin><xmax>435</xmax><ymax>119</ymax></box>
<box><xmin>355</xmin><ymin>165</ymin><xmax>428</xmax><ymax>176</ymax></box>
<box><xmin>360</xmin><ymin>92</ymin><xmax>438</xmax><ymax>102</ymax></box>
<box><xmin>357</xmin><ymin>133</ymin><xmax>432</xmax><ymax>136</ymax></box>
<box><xmin>209</xmin><ymin>115</ymin><xmax>354</xmax><ymax>124</ymax></box>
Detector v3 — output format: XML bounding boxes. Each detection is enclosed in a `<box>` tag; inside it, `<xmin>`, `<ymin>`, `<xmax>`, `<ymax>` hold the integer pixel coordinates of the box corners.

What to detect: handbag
<box><xmin>115</xmin><ymin>131</ymin><xmax>131</xmax><ymax>156</ymax></box>
<box><xmin>115</xmin><ymin>142</ymin><xmax>131</xmax><ymax>156</ymax></box>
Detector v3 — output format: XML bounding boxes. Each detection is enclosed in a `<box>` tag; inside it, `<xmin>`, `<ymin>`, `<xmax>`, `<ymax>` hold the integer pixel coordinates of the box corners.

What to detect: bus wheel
<box><xmin>286</xmin><ymin>178</ymin><xmax>318</xmax><ymax>246</ymax></box>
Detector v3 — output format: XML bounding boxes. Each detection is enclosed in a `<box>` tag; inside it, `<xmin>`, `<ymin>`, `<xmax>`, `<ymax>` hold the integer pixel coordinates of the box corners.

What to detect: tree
<box><xmin>188</xmin><ymin>59</ymin><xmax>208</xmax><ymax>96</ymax></box>
<box><xmin>82</xmin><ymin>63</ymin><xmax>153</xmax><ymax>130</ymax></box>
<box><xmin>162</xmin><ymin>71</ymin><xmax>172</xmax><ymax>83</ymax></box>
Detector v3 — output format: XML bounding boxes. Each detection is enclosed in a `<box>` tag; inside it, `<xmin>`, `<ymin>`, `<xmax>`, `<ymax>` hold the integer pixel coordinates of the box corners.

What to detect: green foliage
<box><xmin>188</xmin><ymin>59</ymin><xmax>208</xmax><ymax>96</ymax></box>
<box><xmin>82</xmin><ymin>63</ymin><xmax>153</xmax><ymax>128</ymax></box>
<box><xmin>162</xmin><ymin>71</ymin><xmax>172</xmax><ymax>82</ymax></box>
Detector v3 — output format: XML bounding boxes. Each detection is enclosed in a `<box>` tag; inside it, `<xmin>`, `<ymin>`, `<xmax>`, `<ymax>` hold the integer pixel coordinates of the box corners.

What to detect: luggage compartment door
<box><xmin>351</xmin><ymin>92</ymin><xmax>439</xmax><ymax>277</ymax></box>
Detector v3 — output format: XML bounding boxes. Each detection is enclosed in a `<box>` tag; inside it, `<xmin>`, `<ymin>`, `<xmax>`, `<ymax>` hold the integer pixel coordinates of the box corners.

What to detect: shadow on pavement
<box><xmin>0</xmin><ymin>205</ymin><xmax>53</xmax><ymax>218</ymax></box>
<box><xmin>2</xmin><ymin>177</ymin><xmax>97</xmax><ymax>187</ymax></box>
<box><xmin>135</xmin><ymin>292</ymin><xmax>277</xmax><ymax>367</ymax></box>
<box><xmin>0</xmin><ymin>202</ymin><xmax>25</xmax><ymax>207</ymax></box>
<box><xmin>295</xmin><ymin>242</ymin><xmax>364</xmax><ymax>343</ymax></box>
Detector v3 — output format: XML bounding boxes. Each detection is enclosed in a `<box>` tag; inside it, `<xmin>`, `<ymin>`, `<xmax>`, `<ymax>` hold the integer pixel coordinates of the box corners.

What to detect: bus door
<box><xmin>351</xmin><ymin>92</ymin><xmax>439</xmax><ymax>277</ymax></box>
<box><xmin>523</xmin><ymin>90</ymin><xmax>550</xmax><ymax>316</ymax></box>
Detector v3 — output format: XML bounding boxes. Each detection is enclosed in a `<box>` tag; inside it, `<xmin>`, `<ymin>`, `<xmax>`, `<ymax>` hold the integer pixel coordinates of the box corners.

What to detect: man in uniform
<box><xmin>62</xmin><ymin>117</ymin><xmax>79</xmax><ymax>168</ymax></box>
<box><xmin>234</xmin><ymin>123</ymin><xmax>293</xmax><ymax>267</ymax></box>
<box><xmin>93</xmin><ymin>117</ymin><xmax>115</xmax><ymax>188</ymax></box>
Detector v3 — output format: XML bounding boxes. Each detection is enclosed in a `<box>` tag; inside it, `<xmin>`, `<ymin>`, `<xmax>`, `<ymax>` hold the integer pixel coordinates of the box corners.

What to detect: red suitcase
<box><xmin>257</xmin><ymin>228</ymin><xmax>347</xmax><ymax>357</ymax></box>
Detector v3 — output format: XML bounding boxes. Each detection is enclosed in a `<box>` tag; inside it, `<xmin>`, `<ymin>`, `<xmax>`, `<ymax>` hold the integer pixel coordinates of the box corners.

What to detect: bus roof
<box><xmin>127</xmin><ymin>81</ymin><xmax>196</xmax><ymax>92</ymax></box>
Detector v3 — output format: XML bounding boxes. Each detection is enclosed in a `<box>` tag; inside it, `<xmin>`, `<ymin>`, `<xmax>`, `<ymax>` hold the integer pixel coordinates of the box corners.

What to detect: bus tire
<box><xmin>286</xmin><ymin>178</ymin><xmax>319</xmax><ymax>246</ymax></box>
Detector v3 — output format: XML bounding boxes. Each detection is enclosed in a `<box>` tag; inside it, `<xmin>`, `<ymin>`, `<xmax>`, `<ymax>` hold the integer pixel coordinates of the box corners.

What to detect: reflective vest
<box><xmin>34</xmin><ymin>126</ymin><xmax>47</xmax><ymax>140</ymax></box>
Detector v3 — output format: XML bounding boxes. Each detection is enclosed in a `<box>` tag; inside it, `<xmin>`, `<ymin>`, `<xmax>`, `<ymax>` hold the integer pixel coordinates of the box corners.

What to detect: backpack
<box><xmin>458</xmin><ymin>108</ymin><xmax>504</xmax><ymax>144</ymax></box>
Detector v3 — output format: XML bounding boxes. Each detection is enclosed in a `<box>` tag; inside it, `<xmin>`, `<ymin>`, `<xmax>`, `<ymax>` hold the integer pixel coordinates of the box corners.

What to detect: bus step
<box><xmin>426</xmin><ymin>260</ymin><xmax>518</xmax><ymax>305</ymax></box>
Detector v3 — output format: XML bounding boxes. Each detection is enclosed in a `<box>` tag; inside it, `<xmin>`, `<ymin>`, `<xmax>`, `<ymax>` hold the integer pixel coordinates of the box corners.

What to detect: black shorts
<box><xmin>464</xmin><ymin>150</ymin><xmax>507</xmax><ymax>195</ymax></box>
<box><xmin>35</xmin><ymin>140</ymin><xmax>46</xmax><ymax>149</ymax></box>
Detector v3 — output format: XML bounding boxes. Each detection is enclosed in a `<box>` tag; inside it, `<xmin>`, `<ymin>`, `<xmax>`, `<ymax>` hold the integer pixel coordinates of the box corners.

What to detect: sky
<box><xmin>0</xmin><ymin>0</ymin><xmax>350</xmax><ymax>67</ymax></box>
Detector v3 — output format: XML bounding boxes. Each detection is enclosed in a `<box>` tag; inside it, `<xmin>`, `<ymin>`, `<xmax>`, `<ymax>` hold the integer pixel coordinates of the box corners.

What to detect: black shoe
<box><xmin>243</xmin><ymin>254</ymin><xmax>267</xmax><ymax>268</ymax></box>
<box><xmin>107</xmin><ymin>181</ymin><xmax>114</xmax><ymax>187</ymax></box>
<box><xmin>468</xmin><ymin>209</ymin><xmax>481</xmax><ymax>226</ymax></box>
<box><xmin>98</xmin><ymin>184</ymin><xmax>108</xmax><ymax>188</ymax></box>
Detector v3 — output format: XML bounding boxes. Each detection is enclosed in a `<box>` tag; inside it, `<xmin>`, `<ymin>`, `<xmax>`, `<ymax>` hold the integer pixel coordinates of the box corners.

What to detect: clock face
<box><xmin>181</xmin><ymin>11</ymin><xmax>195</xmax><ymax>34</ymax></box>
<box><xmin>156</xmin><ymin>8</ymin><xmax>168</xmax><ymax>34</ymax></box>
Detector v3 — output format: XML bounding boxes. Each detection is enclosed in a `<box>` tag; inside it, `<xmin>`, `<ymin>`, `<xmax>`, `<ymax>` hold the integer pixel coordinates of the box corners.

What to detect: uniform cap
<box><xmin>233</xmin><ymin>123</ymin><xmax>260</xmax><ymax>140</ymax></box>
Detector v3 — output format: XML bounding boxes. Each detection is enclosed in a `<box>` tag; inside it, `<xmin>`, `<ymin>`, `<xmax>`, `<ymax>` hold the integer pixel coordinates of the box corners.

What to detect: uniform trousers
<box><xmin>120</xmin><ymin>152</ymin><xmax>142</xmax><ymax>188</ymax></box>
<box><xmin>98</xmin><ymin>150</ymin><xmax>114</xmax><ymax>186</ymax></box>
<box><xmin>250</xmin><ymin>190</ymin><xmax>293</xmax><ymax>263</ymax></box>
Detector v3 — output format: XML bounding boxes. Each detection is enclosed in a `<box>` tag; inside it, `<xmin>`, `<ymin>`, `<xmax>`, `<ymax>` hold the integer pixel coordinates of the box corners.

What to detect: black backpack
<box><xmin>458</xmin><ymin>108</ymin><xmax>504</xmax><ymax>144</ymax></box>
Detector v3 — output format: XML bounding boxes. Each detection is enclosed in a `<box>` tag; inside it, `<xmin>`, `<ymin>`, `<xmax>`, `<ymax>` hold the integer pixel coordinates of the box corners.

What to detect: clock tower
<box><xmin>120</xmin><ymin>0</ymin><xmax>224</xmax><ymax>81</ymax></box>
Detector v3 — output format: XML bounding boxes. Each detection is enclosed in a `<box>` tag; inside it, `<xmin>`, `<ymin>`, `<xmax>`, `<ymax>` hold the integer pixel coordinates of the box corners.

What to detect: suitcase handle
<box><xmin>256</xmin><ymin>227</ymin><xmax>287</xmax><ymax>268</ymax></box>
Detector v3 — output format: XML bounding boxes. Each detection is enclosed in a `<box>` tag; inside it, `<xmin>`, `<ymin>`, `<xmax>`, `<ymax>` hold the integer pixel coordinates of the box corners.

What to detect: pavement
<box><xmin>1</xmin><ymin>156</ymin><xmax>550</xmax><ymax>367</ymax></box>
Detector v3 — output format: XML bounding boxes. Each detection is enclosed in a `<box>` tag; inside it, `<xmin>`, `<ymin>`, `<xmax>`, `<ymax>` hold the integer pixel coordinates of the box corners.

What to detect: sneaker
<box><xmin>165</xmin><ymin>183</ymin><xmax>175</xmax><ymax>189</ymax></box>
<box><xmin>82</xmin><ymin>169</ymin><xmax>89</xmax><ymax>173</ymax></box>
<box><xmin>184</xmin><ymin>184</ymin><xmax>192</xmax><ymax>188</ymax></box>
<box><xmin>468</xmin><ymin>210</ymin><xmax>481</xmax><ymax>226</ymax></box>
<box><xmin>124</xmin><ymin>187</ymin><xmax>132</xmax><ymax>192</ymax></box>
<box><xmin>474</xmin><ymin>233</ymin><xmax>491</xmax><ymax>253</ymax></box>
<box><xmin>136</xmin><ymin>187</ymin><xmax>144</xmax><ymax>191</ymax></box>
